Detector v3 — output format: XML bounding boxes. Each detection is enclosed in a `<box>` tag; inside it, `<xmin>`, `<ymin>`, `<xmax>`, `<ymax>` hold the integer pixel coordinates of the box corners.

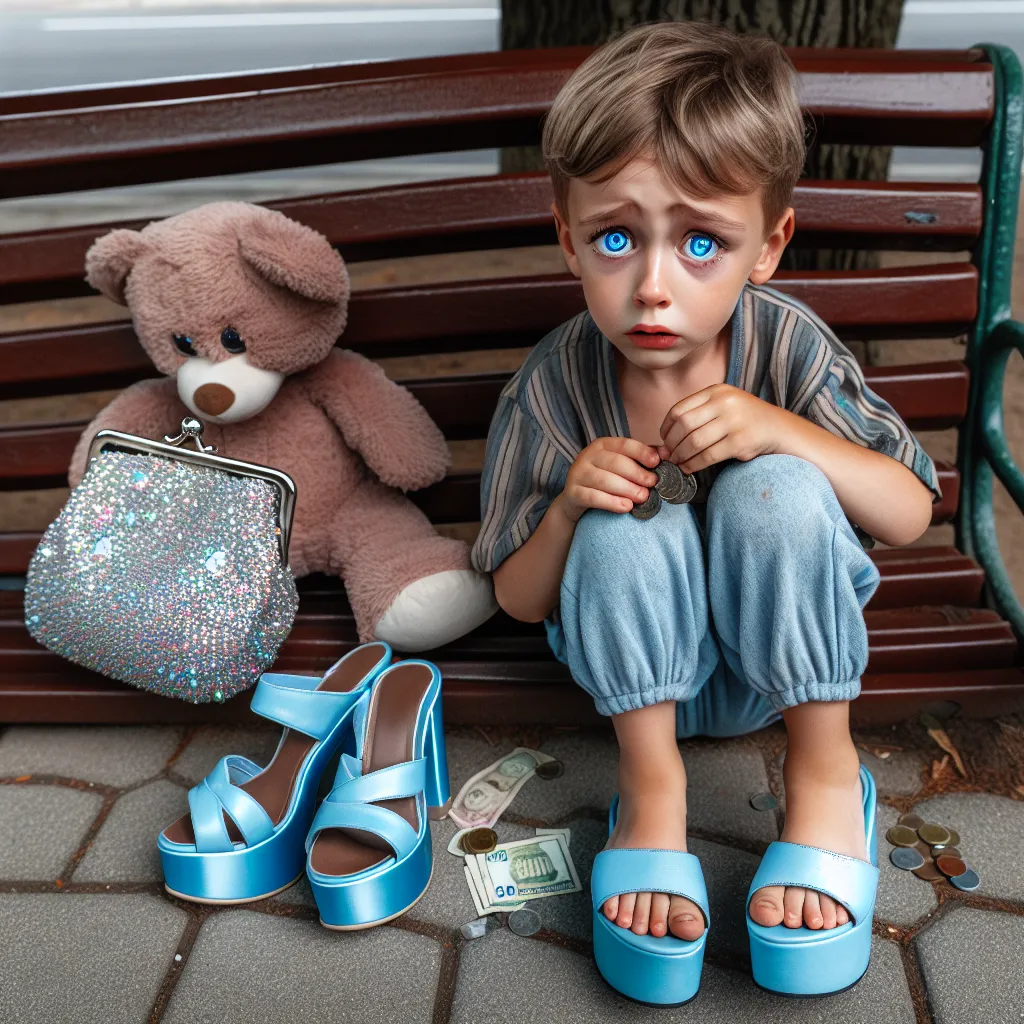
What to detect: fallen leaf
<box><xmin>920</xmin><ymin>714</ymin><xmax>967</xmax><ymax>778</ymax></box>
<box><xmin>13</xmin><ymin>775</ymin><xmax>31</xmax><ymax>783</ymax></box>
<box><xmin>931</xmin><ymin>754</ymin><xmax>950</xmax><ymax>780</ymax></box>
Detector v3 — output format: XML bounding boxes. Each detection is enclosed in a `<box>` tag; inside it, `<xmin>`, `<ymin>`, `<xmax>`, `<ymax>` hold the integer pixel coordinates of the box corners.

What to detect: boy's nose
<box><xmin>633</xmin><ymin>252</ymin><xmax>670</xmax><ymax>307</ymax></box>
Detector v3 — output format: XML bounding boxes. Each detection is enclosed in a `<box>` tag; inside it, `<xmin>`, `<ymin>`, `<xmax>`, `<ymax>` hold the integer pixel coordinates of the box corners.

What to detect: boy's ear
<box><xmin>550</xmin><ymin>201</ymin><xmax>582</xmax><ymax>279</ymax></box>
<box><xmin>749</xmin><ymin>207</ymin><xmax>795</xmax><ymax>285</ymax></box>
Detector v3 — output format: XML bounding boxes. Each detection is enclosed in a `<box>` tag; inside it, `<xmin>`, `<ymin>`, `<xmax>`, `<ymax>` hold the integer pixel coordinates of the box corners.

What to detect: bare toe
<box><xmin>650</xmin><ymin>893</ymin><xmax>671</xmax><ymax>937</ymax></box>
<box><xmin>616</xmin><ymin>892</ymin><xmax>637</xmax><ymax>930</ymax></box>
<box><xmin>603</xmin><ymin>895</ymin><xmax>619</xmax><ymax>922</ymax></box>
<box><xmin>836</xmin><ymin>902</ymin><xmax>850</xmax><ymax>926</ymax></box>
<box><xmin>667</xmin><ymin>895</ymin><xmax>705</xmax><ymax>941</ymax></box>
<box><xmin>783</xmin><ymin>886</ymin><xmax>805</xmax><ymax>929</ymax></box>
<box><xmin>803</xmin><ymin>890</ymin><xmax>823</xmax><ymax>929</ymax></box>
<box><xmin>818</xmin><ymin>893</ymin><xmax>838</xmax><ymax>930</ymax></box>
<box><xmin>748</xmin><ymin>885</ymin><xmax>785</xmax><ymax>927</ymax></box>
<box><xmin>631</xmin><ymin>892</ymin><xmax>652</xmax><ymax>935</ymax></box>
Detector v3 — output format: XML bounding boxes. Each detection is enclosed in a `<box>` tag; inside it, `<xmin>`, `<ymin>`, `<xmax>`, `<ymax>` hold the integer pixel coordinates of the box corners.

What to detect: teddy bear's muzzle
<box><xmin>193</xmin><ymin>382</ymin><xmax>236</xmax><ymax>416</ymax></box>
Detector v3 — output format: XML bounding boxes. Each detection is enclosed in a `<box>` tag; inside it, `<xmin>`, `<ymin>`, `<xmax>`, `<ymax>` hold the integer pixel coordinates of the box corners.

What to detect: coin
<box><xmin>936</xmin><ymin>828</ymin><xmax>961</xmax><ymax>849</ymax></box>
<box><xmin>917</xmin><ymin>823</ymin><xmax>951</xmax><ymax>846</ymax></box>
<box><xmin>936</xmin><ymin>855</ymin><xmax>968</xmax><ymax>878</ymax></box>
<box><xmin>950</xmin><ymin>868</ymin><xmax>980</xmax><ymax>892</ymax></box>
<box><xmin>886</xmin><ymin>825</ymin><xmax>921</xmax><ymax>847</ymax></box>
<box><xmin>912</xmin><ymin>860</ymin><xmax>944</xmax><ymax>881</ymax></box>
<box><xmin>507</xmin><ymin>907</ymin><xmax>542</xmax><ymax>937</ymax></box>
<box><xmin>913</xmin><ymin>841</ymin><xmax>934</xmax><ymax>859</ymax></box>
<box><xmin>460</xmin><ymin>916</ymin><xmax>499</xmax><ymax>940</ymax></box>
<box><xmin>535</xmin><ymin>760</ymin><xmax>564</xmax><ymax>781</ymax></box>
<box><xmin>898</xmin><ymin>813</ymin><xmax>925</xmax><ymax>830</ymax></box>
<box><xmin>461</xmin><ymin>828</ymin><xmax>498</xmax><ymax>855</ymax></box>
<box><xmin>630</xmin><ymin>487</ymin><xmax>662</xmax><ymax>520</ymax></box>
<box><xmin>933</xmin><ymin>845</ymin><xmax>961</xmax><ymax>860</ymax></box>
<box><xmin>890</xmin><ymin>847</ymin><xmax>926</xmax><ymax>871</ymax></box>
<box><xmin>654</xmin><ymin>461</ymin><xmax>698</xmax><ymax>504</ymax></box>
<box><xmin>749</xmin><ymin>792</ymin><xmax>778</xmax><ymax>811</ymax></box>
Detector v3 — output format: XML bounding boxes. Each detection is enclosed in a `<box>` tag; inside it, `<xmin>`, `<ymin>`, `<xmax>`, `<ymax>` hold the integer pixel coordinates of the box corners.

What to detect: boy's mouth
<box><xmin>628</xmin><ymin>324</ymin><xmax>680</xmax><ymax>349</ymax></box>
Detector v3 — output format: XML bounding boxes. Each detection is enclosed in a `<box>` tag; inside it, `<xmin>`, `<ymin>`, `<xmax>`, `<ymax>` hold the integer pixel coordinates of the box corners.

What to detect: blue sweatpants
<box><xmin>546</xmin><ymin>455</ymin><xmax>881</xmax><ymax>738</ymax></box>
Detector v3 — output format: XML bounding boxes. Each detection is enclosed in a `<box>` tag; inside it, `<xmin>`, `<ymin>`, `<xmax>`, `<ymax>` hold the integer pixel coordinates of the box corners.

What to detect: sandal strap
<box><xmin>747</xmin><ymin>841</ymin><xmax>878</xmax><ymax>925</ymax></box>
<box><xmin>305</xmin><ymin>798</ymin><xmax>419</xmax><ymax>860</ymax></box>
<box><xmin>250</xmin><ymin>672</ymin><xmax>362</xmax><ymax>739</ymax></box>
<box><xmin>591</xmin><ymin>848</ymin><xmax>710</xmax><ymax>927</ymax></box>
<box><xmin>187</xmin><ymin>755</ymin><xmax>276</xmax><ymax>854</ymax></box>
<box><xmin>328</xmin><ymin>758</ymin><xmax>427</xmax><ymax>805</ymax></box>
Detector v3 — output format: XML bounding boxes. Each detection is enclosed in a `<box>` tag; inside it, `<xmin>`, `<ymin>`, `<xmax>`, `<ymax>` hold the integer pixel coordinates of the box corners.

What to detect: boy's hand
<box><xmin>658</xmin><ymin>384</ymin><xmax>789</xmax><ymax>473</ymax></box>
<box><xmin>558</xmin><ymin>437</ymin><xmax>660</xmax><ymax>524</ymax></box>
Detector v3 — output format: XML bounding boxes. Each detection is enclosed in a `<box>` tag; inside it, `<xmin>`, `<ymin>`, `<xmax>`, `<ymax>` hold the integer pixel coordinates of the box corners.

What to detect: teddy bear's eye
<box><xmin>173</xmin><ymin>334</ymin><xmax>196</xmax><ymax>357</ymax></box>
<box><xmin>221</xmin><ymin>327</ymin><xmax>246</xmax><ymax>354</ymax></box>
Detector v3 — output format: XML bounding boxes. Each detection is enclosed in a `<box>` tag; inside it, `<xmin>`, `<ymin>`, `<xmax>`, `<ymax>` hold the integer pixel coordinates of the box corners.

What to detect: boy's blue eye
<box><xmin>685</xmin><ymin>234</ymin><xmax>719</xmax><ymax>262</ymax></box>
<box><xmin>594</xmin><ymin>229</ymin><xmax>633</xmax><ymax>258</ymax></box>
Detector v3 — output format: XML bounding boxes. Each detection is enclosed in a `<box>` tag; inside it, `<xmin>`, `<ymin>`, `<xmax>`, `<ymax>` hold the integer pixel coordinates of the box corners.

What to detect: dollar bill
<box><xmin>448</xmin><ymin>747</ymin><xmax>556</xmax><ymax>830</ymax></box>
<box><xmin>471</xmin><ymin>834</ymin><xmax>582</xmax><ymax>908</ymax></box>
<box><xmin>464</xmin><ymin>863</ymin><xmax>526</xmax><ymax>916</ymax></box>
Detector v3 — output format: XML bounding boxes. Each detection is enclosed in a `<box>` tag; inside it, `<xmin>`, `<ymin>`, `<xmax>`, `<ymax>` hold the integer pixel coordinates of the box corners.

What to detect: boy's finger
<box><xmin>659</xmin><ymin>389</ymin><xmax>714</xmax><ymax>440</ymax></box>
<box><xmin>680</xmin><ymin>437</ymin><xmax>733</xmax><ymax>474</ymax></box>
<box><xmin>661</xmin><ymin>404</ymin><xmax>719</xmax><ymax>456</ymax></box>
<box><xmin>572</xmin><ymin>485</ymin><xmax>635</xmax><ymax>514</ymax></box>
<box><xmin>581</xmin><ymin>467</ymin><xmax>650</xmax><ymax>503</ymax></box>
<box><xmin>602</xmin><ymin>436</ymin><xmax>660</xmax><ymax>463</ymax></box>
<box><xmin>599</xmin><ymin>452</ymin><xmax>658</xmax><ymax>487</ymax></box>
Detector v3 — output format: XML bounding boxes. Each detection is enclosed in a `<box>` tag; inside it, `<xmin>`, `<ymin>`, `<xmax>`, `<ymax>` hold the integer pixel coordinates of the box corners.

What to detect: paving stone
<box><xmin>0</xmin><ymin>726</ymin><xmax>182</xmax><ymax>787</ymax></box>
<box><xmin>269</xmin><ymin>874</ymin><xmax>317</xmax><ymax>909</ymax></box>
<box><xmin>163</xmin><ymin>910</ymin><xmax>441</xmax><ymax>1024</ymax></box>
<box><xmin>0</xmin><ymin>893</ymin><xmax>187</xmax><ymax>1024</ymax></box>
<box><xmin>689</xmin><ymin>837</ymin><xmax>760</xmax><ymax>963</ymax></box>
<box><xmin>916</xmin><ymin>907</ymin><xmax>1024</xmax><ymax>1023</ymax></box>
<box><xmin>683</xmin><ymin>739</ymin><xmax>777</xmax><ymax>846</ymax></box>
<box><xmin>170</xmin><ymin>724</ymin><xmax>281</xmax><ymax>786</ymax></box>
<box><xmin>911</xmin><ymin>792</ymin><xmax>1024</xmax><ymax>901</ymax></box>
<box><xmin>451</xmin><ymin>928</ymin><xmax>914</xmax><ymax>1023</ymax></box>
<box><xmin>74</xmin><ymin>779</ymin><xmax>188</xmax><ymax>883</ymax></box>
<box><xmin>855</xmin><ymin>747</ymin><xmax>926</xmax><ymax>797</ymax></box>
<box><xmin>0</xmin><ymin>785</ymin><xmax>102</xmax><ymax>881</ymax></box>
<box><xmin>874</xmin><ymin>804</ymin><xmax>941</xmax><ymax>926</ymax></box>
<box><xmin>534</xmin><ymin>817</ymin><xmax>606</xmax><ymax>943</ymax></box>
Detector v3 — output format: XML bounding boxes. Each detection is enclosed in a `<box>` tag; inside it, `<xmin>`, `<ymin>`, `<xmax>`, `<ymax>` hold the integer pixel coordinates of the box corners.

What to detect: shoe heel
<box><xmin>424</xmin><ymin>693</ymin><xmax>451</xmax><ymax>820</ymax></box>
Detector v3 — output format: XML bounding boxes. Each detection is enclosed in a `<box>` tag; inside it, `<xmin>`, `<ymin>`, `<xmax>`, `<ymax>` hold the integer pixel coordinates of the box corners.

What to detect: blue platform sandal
<box><xmin>305</xmin><ymin>658</ymin><xmax>450</xmax><ymax>930</ymax></box>
<box><xmin>157</xmin><ymin>642</ymin><xmax>392</xmax><ymax>904</ymax></box>
<box><xmin>590</xmin><ymin>795</ymin><xmax>710</xmax><ymax>1007</ymax></box>
<box><xmin>746</xmin><ymin>764</ymin><xmax>879</xmax><ymax>996</ymax></box>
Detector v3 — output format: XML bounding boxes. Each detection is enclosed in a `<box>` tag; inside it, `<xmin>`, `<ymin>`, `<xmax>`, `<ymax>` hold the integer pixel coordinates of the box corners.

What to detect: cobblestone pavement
<box><xmin>1</xmin><ymin>717</ymin><xmax>1023</xmax><ymax>1024</ymax></box>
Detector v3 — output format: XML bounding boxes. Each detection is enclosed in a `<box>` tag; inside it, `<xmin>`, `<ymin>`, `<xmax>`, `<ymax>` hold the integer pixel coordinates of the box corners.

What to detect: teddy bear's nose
<box><xmin>193</xmin><ymin>383</ymin><xmax>236</xmax><ymax>416</ymax></box>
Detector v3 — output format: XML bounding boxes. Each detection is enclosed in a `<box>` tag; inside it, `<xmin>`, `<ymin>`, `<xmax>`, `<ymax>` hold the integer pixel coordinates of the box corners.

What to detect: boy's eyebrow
<box><xmin>577</xmin><ymin>200</ymin><xmax>747</xmax><ymax>235</ymax></box>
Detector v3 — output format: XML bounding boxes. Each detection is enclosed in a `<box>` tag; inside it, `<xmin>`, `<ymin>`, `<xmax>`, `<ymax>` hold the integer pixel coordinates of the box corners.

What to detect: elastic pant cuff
<box><xmin>767</xmin><ymin>679</ymin><xmax>862</xmax><ymax>712</ymax></box>
<box><xmin>593</xmin><ymin>684</ymin><xmax>699</xmax><ymax>717</ymax></box>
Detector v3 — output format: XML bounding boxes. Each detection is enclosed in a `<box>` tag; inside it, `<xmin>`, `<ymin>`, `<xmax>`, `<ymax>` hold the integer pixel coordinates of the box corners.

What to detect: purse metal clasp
<box><xmin>163</xmin><ymin>417</ymin><xmax>217</xmax><ymax>454</ymax></box>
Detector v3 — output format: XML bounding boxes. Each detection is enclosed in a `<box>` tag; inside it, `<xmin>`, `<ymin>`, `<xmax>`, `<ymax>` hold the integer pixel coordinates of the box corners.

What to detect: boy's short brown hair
<box><xmin>542</xmin><ymin>21</ymin><xmax>807</xmax><ymax>236</ymax></box>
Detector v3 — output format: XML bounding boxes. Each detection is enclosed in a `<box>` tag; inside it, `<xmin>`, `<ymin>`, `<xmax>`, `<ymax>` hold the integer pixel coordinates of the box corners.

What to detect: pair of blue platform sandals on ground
<box><xmin>157</xmin><ymin>641</ymin><xmax>879</xmax><ymax>1001</ymax></box>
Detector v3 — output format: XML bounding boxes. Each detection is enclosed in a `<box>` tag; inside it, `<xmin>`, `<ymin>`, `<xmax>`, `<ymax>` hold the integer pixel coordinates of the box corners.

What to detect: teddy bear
<box><xmin>68</xmin><ymin>201</ymin><xmax>497</xmax><ymax>651</ymax></box>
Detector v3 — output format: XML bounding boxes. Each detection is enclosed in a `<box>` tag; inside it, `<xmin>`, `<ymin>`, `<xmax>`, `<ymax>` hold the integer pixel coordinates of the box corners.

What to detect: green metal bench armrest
<box><xmin>972</xmin><ymin>318</ymin><xmax>1024</xmax><ymax>639</ymax></box>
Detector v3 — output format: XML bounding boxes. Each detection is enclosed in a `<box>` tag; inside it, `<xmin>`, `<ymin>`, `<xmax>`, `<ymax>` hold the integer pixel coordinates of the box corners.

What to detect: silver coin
<box><xmin>749</xmin><ymin>792</ymin><xmax>778</xmax><ymax>811</ymax></box>
<box><xmin>630</xmin><ymin>487</ymin><xmax>662</xmax><ymax>520</ymax></box>
<box><xmin>460</xmin><ymin>916</ymin><xmax>499</xmax><ymax>940</ymax></box>
<box><xmin>507</xmin><ymin>907</ymin><xmax>542</xmax><ymax>937</ymax></box>
<box><xmin>950</xmin><ymin>868</ymin><xmax>981</xmax><ymax>892</ymax></box>
<box><xmin>655</xmin><ymin>461</ymin><xmax>697</xmax><ymax>504</ymax></box>
<box><xmin>890</xmin><ymin>847</ymin><xmax>926</xmax><ymax>871</ymax></box>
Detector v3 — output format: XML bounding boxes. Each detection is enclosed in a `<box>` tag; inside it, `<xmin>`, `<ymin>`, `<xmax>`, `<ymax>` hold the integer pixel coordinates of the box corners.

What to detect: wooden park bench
<box><xmin>1</xmin><ymin>44</ymin><xmax>1023</xmax><ymax>727</ymax></box>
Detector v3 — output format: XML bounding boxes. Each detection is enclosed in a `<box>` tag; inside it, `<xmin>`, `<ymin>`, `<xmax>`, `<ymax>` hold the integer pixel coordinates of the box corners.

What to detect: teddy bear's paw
<box><xmin>373</xmin><ymin>569</ymin><xmax>498</xmax><ymax>652</ymax></box>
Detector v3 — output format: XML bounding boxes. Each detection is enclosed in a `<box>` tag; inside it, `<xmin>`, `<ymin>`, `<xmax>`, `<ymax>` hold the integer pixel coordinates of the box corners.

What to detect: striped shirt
<box><xmin>471</xmin><ymin>281</ymin><xmax>941</xmax><ymax>574</ymax></box>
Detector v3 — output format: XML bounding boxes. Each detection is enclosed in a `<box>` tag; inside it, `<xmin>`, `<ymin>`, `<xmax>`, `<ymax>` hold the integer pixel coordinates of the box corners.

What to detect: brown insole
<box><xmin>163</xmin><ymin>644</ymin><xmax>388</xmax><ymax>847</ymax></box>
<box><xmin>309</xmin><ymin>661</ymin><xmax>434</xmax><ymax>877</ymax></box>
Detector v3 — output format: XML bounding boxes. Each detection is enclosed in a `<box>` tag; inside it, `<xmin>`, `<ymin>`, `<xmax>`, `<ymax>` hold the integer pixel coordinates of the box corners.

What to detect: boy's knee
<box><xmin>709</xmin><ymin>455</ymin><xmax>836</xmax><ymax>542</ymax></box>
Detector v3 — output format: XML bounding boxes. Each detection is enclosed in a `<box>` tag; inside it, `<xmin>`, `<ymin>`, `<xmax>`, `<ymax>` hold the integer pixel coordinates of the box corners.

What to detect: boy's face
<box><xmin>551</xmin><ymin>153</ymin><xmax>794</xmax><ymax>373</ymax></box>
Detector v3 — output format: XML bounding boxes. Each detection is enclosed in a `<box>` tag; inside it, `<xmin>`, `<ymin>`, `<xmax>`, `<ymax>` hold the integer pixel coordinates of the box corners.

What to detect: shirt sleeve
<box><xmin>783</xmin><ymin>314</ymin><xmax>942</xmax><ymax>504</ymax></box>
<box><xmin>470</xmin><ymin>390</ymin><xmax>571</xmax><ymax>574</ymax></box>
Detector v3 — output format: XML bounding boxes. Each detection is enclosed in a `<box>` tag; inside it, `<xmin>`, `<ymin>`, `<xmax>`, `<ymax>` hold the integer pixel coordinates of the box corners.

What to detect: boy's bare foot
<box><xmin>748</xmin><ymin>745</ymin><xmax>867</xmax><ymax>930</ymax></box>
<box><xmin>600</xmin><ymin>775</ymin><xmax>705</xmax><ymax>942</ymax></box>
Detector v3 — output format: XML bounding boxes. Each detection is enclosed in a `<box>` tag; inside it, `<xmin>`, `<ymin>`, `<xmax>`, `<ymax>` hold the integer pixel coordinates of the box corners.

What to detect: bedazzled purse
<box><xmin>24</xmin><ymin>417</ymin><xmax>299</xmax><ymax>704</ymax></box>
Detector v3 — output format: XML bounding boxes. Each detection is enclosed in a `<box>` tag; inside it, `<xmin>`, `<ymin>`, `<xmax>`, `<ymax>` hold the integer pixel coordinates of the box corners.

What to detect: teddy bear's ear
<box><xmin>84</xmin><ymin>228</ymin><xmax>150</xmax><ymax>305</ymax></box>
<box><xmin>237</xmin><ymin>210</ymin><xmax>349</xmax><ymax>306</ymax></box>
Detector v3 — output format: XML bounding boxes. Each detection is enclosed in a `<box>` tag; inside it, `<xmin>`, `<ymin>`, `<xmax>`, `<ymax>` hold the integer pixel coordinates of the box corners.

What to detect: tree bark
<box><xmin>501</xmin><ymin>0</ymin><xmax>905</xmax><ymax>271</ymax></box>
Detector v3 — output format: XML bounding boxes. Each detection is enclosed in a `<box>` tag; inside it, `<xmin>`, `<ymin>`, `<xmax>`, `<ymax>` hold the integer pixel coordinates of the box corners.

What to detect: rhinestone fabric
<box><xmin>24</xmin><ymin>451</ymin><xmax>298</xmax><ymax>704</ymax></box>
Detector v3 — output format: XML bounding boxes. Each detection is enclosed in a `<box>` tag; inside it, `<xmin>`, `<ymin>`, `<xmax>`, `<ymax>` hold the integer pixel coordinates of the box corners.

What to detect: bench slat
<box><xmin>0</xmin><ymin>178</ymin><xmax>982</xmax><ymax>304</ymax></box>
<box><xmin>0</xmin><ymin>265</ymin><xmax>979</xmax><ymax>399</ymax></box>
<box><xmin>0</xmin><ymin>50</ymin><xmax>993</xmax><ymax>199</ymax></box>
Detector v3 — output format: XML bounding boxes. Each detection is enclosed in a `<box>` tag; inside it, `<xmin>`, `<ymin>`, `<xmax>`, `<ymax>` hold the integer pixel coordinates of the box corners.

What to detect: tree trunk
<box><xmin>501</xmin><ymin>0</ymin><xmax>905</xmax><ymax>271</ymax></box>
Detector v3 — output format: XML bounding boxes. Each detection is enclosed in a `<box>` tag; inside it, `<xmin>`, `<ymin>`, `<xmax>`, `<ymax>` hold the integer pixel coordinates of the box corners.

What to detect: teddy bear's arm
<box><xmin>307</xmin><ymin>349</ymin><xmax>451</xmax><ymax>491</ymax></box>
<box><xmin>68</xmin><ymin>378</ymin><xmax>186</xmax><ymax>487</ymax></box>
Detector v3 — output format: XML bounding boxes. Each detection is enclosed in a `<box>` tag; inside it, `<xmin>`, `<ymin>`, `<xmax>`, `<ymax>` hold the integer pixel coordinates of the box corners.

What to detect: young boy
<box><xmin>471</xmin><ymin>19</ymin><xmax>938</xmax><ymax>983</ymax></box>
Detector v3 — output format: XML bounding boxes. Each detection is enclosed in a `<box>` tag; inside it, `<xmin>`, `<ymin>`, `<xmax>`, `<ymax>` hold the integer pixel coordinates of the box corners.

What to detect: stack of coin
<box><xmin>630</xmin><ymin>461</ymin><xmax>697</xmax><ymax>520</ymax></box>
<box><xmin>885</xmin><ymin>813</ymin><xmax>979</xmax><ymax>890</ymax></box>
